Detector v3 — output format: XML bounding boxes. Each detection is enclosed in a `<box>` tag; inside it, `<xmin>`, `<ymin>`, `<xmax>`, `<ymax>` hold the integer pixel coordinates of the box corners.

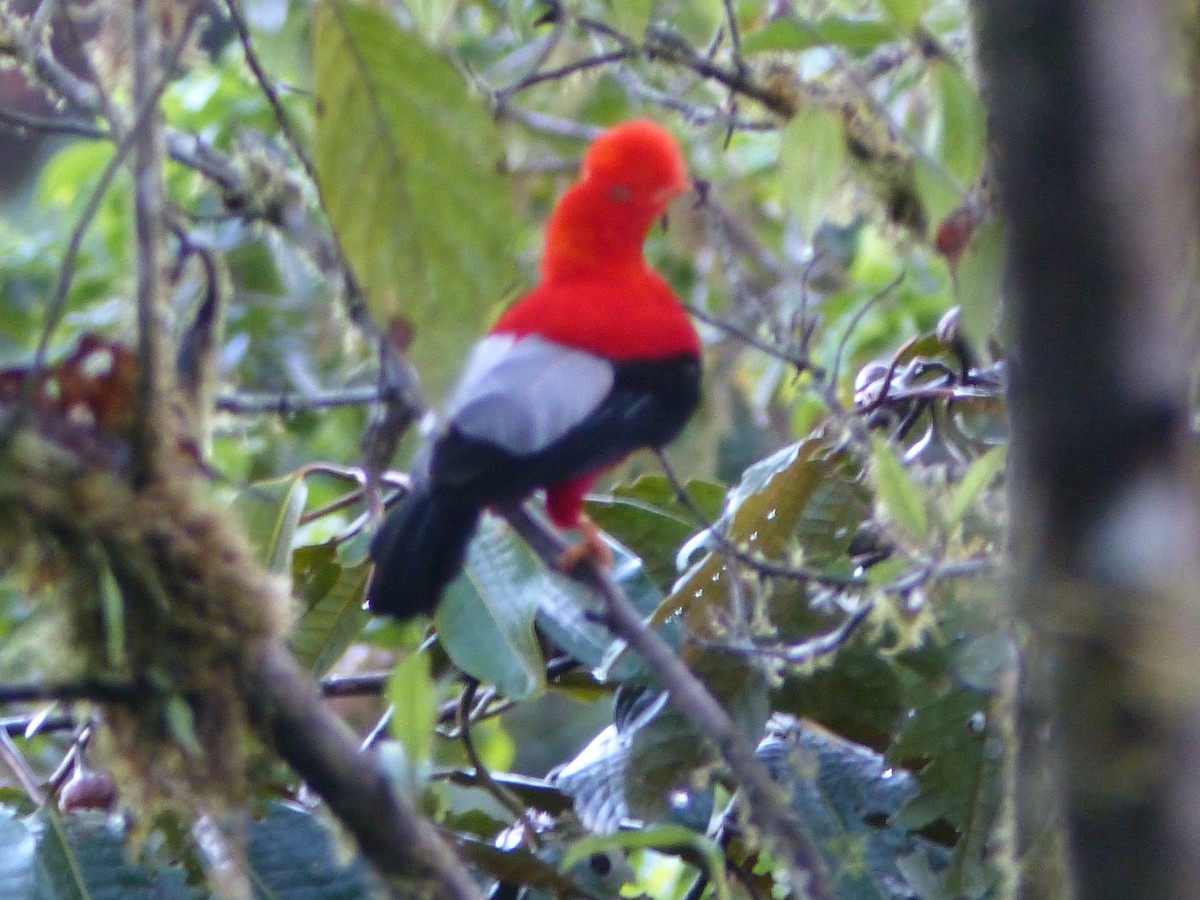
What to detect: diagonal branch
<box><xmin>248</xmin><ymin>640</ymin><xmax>483</xmax><ymax>899</ymax></box>
<box><xmin>501</xmin><ymin>503</ymin><xmax>829</xmax><ymax>899</ymax></box>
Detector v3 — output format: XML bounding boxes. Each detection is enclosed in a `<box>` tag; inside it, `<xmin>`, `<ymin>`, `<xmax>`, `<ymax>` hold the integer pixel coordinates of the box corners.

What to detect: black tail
<box><xmin>366</xmin><ymin>483</ymin><xmax>480</xmax><ymax>619</ymax></box>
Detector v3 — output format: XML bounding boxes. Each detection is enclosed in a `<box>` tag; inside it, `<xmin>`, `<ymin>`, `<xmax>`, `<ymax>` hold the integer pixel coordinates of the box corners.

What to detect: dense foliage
<box><xmin>0</xmin><ymin>0</ymin><xmax>1012</xmax><ymax>897</ymax></box>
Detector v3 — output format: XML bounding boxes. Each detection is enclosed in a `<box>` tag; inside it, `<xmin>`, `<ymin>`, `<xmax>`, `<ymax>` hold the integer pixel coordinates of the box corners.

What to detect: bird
<box><xmin>366</xmin><ymin>119</ymin><xmax>702</xmax><ymax>619</ymax></box>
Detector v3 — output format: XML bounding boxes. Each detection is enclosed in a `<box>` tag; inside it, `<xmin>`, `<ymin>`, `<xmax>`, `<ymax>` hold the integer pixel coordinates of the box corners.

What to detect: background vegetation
<box><xmin>0</xmin><ymin>0</ymin><xmax>1191</xmax><ymax>898</ymax></box>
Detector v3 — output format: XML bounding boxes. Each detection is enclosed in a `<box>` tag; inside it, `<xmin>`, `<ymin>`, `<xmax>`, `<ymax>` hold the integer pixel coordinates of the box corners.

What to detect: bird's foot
<box><xmin>557</xmin><ymin>515</ymin><xmax>613</xmax><ymax>575</ymax></box>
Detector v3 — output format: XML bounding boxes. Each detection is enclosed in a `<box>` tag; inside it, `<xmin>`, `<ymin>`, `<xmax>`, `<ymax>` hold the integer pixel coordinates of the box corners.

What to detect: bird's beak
<box><xmin>652</xmin><ymin>182</ymin><xmax>689</xmax><ymax>206</ymax></box>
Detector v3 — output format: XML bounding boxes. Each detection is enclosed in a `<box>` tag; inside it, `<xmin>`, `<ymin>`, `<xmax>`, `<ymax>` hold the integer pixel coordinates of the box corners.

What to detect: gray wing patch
<box><xmin>445</xmin><ymin>334</ymin><xmax>615</xmax><ymax>455</ymax></box>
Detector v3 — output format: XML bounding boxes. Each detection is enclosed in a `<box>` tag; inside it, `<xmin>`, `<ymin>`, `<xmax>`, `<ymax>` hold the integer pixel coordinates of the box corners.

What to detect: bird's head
<box><xmin>542</xmin><ymin>120</ymin><xmax>691</xmax><ymax>279</ymax></box>
<box><xmin>581</xmin><ymin>119</ymin><xmax>690</xmax><ymax>211</ymax></box>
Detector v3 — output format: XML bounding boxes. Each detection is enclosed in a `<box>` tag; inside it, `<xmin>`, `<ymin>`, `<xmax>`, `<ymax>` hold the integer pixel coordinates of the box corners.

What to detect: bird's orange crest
<box><xmin>581</xmin><ymin>119</ymin><xmax>689</xmax><ymax>203</ymax></box>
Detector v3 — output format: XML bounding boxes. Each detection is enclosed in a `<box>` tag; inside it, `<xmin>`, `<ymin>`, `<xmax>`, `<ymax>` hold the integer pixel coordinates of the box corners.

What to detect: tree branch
<box><xmin>246</xmin><ymin>640</ymin><xmax>483</xmax><ymax>899</ymax></box>
<box><xmin>215</xmin><ymin>386</ymin><xmax>382</xmax><ymax>415</ymax></box>
<box><xmin>975</xmin><ymin>0</ymin><xmax>1200</xmax><ymax>896</ymax></box>
<box><xmin>129</xmin><ymin>0</ymin><xmax>172</xmax><ymax>487</ymax></box>
<box><xmin>500</xmin><ymin>503</ymin><xmax>829</xmax><ymax>899</ymax></box>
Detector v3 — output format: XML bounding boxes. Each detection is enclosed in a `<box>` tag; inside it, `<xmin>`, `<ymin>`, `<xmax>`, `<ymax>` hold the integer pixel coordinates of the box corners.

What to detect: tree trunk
<box><xmin>974</xmin><ymin>0</ymin><xmax>1200</xmax><ymax>896</ymax></box>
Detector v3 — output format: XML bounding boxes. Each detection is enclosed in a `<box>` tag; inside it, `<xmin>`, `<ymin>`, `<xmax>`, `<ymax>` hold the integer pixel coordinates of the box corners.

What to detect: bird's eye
<box><xmin>608</xmin><ymin>184</ymin><xmax>632</xmax><ymax>202</ymax></box>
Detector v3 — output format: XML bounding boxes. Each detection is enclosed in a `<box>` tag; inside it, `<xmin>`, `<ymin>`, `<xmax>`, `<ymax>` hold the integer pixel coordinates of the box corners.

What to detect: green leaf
<box><xmin>586</xmin><ymin>475</ymin><xmax>725</xmax><ymax>587</ymax></box>
<box><xmin>406</xmin><ymin>0</ymin><xmax>459</xmax><ymax>43</ymax></box>
<box><xmin>758</xmin><ymin>720</ymin><xmax>951</xmax><ymax>899</ymax></box>
<box><xmin>913</xmin><ymin>155</ymin><xmax>960</xmax><ymax>234</ymax></box>
<box><xmin>888</xmin><ymin>686</ymin><xmax>1003</xmax><ymax>896</ymax></box>
<box><xmin>291</xmin><ymin>541</ymin><xmax>371</xmax><ymax>676</ymax></box>
<box><xmin>955</xmin><ymin>219</ymin><xmax>1005</xmax><ymax>355</ymax></box>
<box><xmin>22</xmin><ymin>804</ymin><xmax>376</xmax><ymax>899</ymax></box>
<box><xmin>741</xmin><ymin>16</ymin><xmax>897</xmax><ymax>55</ymax></box>
<box><xmin>245</xmin><ymin>804</ymin><xmax>380</xmax><ymax>895</ymax></box>
<box><xmin>436</xmin><ymin>514</ymin><xmax>546</xmax><ymax>701</ymax></box>
<box><xmin>387</xmin><ymin>649</ymin><xmax>437</xmax><ymax>768</ymax></box>
<box><xmin>584</xmin><ymin>496</ymin><xmax>692</xmax><ymax>588</ymax></box>
<box><xmin>563</xmin><ymin>826</ymin><xmax>730</xmax><ymax>900</ymax></box>
<box><xmin>165</xmin><ymin>696</ymin><xmax>204</xmax><ymax>758</ymax></box>
<box><xmin>606</xmin><ymin>0</ymin><xmax>656</xmax><ymax>38</ymax></box>
<box><xmin>774</xmin><ymin>639</ymin><xmax>906</xmax><ymax>749</ymax></box>
<box><xmin>312</xmin><ymin>1</ymin><xmax>518</xmax><ymax>395</ymax></box>
<box><xmin>879</xmin><ymin>0</ymin><xmax>927</xmax><ymax>33</ymax></box>
<box><xmin>871</xmin><ymin>435</ymin><xmax>930</xmax><ymax>542</ymax></box>
<box><xmin>948</xmin><ymin>445</ymin><xmax>1006</xmax><ymax>527</ymax></box>
<box><xmin>928</xmin><ymin>62</ymin><xmax>986</xmax><ymax>189</ymax></box>
<box><xmin>97</xmin><ymin>557</ymin><xmax>127</xmax><ymax>670</ymax></box>
<box><xmin>666</xmin><ymin>436</ymin><xmax>869</xmax><ymax>635</ymax></box>
<box><xmin>232</xmin><ymin>473</ymin><xmax>309</xmax><ymax>574</ymax></box>
<box><xmin>225</xmin><ymin>239</ymin><xmax>284</xmax><ymax>297</ymax></box>
<box><xmin>781</xmin><ymin>106</ymin><xmax>847</xmax><ymax>240</ymax></box>
<box><xmin>0</xmin><ymin>812</ymin><xmax>36</xmax><ymax>899</ymax></box>
<box><xmin>535</xmin><ymin>533</ymin><xmax>669</xmax><ymax>684</ymax></box>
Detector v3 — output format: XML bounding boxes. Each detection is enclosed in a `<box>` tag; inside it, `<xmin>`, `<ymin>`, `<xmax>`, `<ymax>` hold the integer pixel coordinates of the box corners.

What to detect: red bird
<box><xmin>367</xmin><ymin>120</ymin><xmax>702</xmax><ymax>619</ymax></box>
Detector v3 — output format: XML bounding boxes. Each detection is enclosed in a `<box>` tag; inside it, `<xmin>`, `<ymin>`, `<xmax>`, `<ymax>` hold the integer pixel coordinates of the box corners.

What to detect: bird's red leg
<box><xmin>557</xmin><ymin>514</ymin><xmax>614</xmax><ymax>575</ymax></box>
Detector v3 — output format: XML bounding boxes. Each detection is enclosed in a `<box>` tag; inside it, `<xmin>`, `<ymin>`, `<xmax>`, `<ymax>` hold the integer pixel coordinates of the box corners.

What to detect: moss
<box><xmin>0</xmin><ymin>425</ymin><xmax>292</xmax><ymax>820</ymax></box>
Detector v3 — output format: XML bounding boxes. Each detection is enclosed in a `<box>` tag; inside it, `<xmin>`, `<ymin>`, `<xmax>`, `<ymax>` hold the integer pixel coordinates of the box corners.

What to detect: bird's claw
<box><xmin>557</xmin><ymin>516</ymin><xmax>613</xmax><ymax>575</ymax></box>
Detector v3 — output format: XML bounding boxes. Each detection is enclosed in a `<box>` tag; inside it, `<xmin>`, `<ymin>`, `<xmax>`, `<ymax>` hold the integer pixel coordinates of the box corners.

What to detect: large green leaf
<box><xmin>586</xmin><ymin>475</ymin><xmax>725</xmax><ymax>588</ymax></box>
<box><xmin>954</xmin><ymin>219</ymin><xmax>1005</xmax><ymax>356</ymax></box>
<box><xmin>758</xmin><ymin>720</ymin><xmax>952</xmax><ymax>900</ymax></box>
<box><xmin>312</xmin><ymin>1</ymin><xmax>518</xmax><ymax>394</ymax></box>
<box><xmin>436</xmin><ymin>514</ymin><xmax>546</xmax><ymax>701</ymax></box>
<box><xmin>888</xmin><ymin>687</ymin><xmax>993</xmax><ymax>833</ymax></box>
<box><xmin>388</xmin><ymin>649</ymin><xmax>437</xmax><ymax>770</ymax></box>
<box><xmin>870</xmin><ymin>434</ymin><xmax>930</xmax><ymax>543</ymax></box>
<box><xmin>291</xmin><ymin>541</ymin><xmax>371</xmax><ymax>676</ymax></box>
<box><xmin>667</xmin><ymin>435</ymin><xmax>868</xmax><ymax>635</ymax></box>
<box><xmin>741</xmin><ymin>16</ymin><xmax>898</xmax><ymax>55</ymax></box>
<box><xmin>781</xmin><ymin>106</ymin><xmax>848</xmax><ymax>240</ymax></box>
<box><xmin>928</xmin><ymin>62</ymin><xmax>986</xmax><ymax>190</ymax></box>
<box><xmin>947</xmin><ymin>445</ymin><xmax>1006</xmax><ymax>528</ymax></box>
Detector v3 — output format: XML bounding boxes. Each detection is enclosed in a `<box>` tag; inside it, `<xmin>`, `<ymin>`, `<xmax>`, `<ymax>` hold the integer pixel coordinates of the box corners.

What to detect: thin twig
<box><xmin>721</xmin><ymin>0</ymin><xmax>743</xmax><ymax>63</ymax></box>
<box><xmin>685</xmin><ymin>303</ymin><xmax>822</xmax><ymax>376</ymax></box>
<box><xmin>1</xmin><ymin>714</ymin><xmax>76</xmax><ymax>738</ymax></box>
<box><xmin>222</xmin><ymin>0</ymin><xmax>318</xmax><ymax>186</ymax></box>
<box><xmin>216</xmin><ymin>386</ymin><xmax>382</xmax><ymax>415</ymax></box>
<box><xmin>0</xmin><ymin>106</ymin><xmax>106</xmax><ymax>139</ymax></box>
<box><xmin>640</xmin><ymin>26</ymin><xmax>796</xmax><ymax>117</ymax></box>
<box><xmin>494</xmin><ymin>5</ymin><xmax>569</xmax><ymax>100</ymax></box>
<box><xmin>458</xmin><ymin>680</ymin><xmax>541</xmax><ymax>850</ymax></box>
<box><xmin>500</xmin><ymin>49</ymin><xmax>634</xmax><ymax>97</ymax></box>
<box><xmin>827</xmin><ymin>272</ymin><xmax>905</xmax><ymax>402</ymax></box>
